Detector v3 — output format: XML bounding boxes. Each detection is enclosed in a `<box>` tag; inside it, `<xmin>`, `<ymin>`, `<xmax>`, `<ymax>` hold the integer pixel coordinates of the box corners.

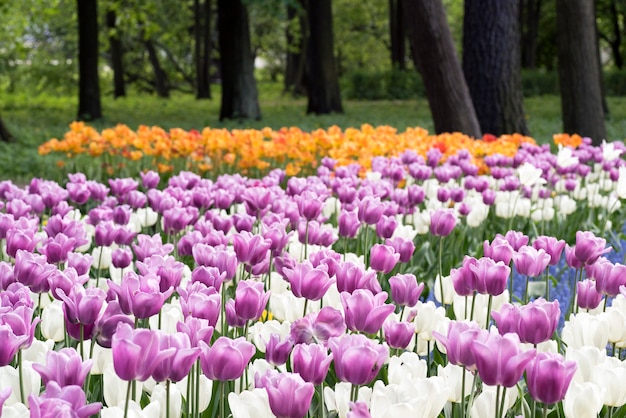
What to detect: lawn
<box><xmin>2</xmin><ymin>82</ymin><xmax>626</xmax><ymax>181</ymax></box>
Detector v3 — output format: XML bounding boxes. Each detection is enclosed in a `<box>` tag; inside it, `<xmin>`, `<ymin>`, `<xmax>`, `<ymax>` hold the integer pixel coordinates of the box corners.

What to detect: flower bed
<box><xmin>2</xmin><ymin>132</ymin><xmax>626</xmax><ymax>417</ymax></box>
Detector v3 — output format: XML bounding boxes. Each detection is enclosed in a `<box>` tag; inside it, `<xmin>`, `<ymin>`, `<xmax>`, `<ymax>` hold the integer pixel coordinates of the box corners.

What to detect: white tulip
<box><xmin>0</xmin><ymin>363</ymin><xmax>40</xmax><ymax>406</ymax></box>
<box><xmin>1</xmin><ymin>402</ymin><xmax>28</xmax><ymax>418</ymax></box>
<box><xmin>152</xmin><ymin>382</ymin><xmax>182</xmax><ymax>418</ymax></box>
<box><xmin>101</xmin><ymin>401</ymin><xmax>161</xmax><ymax>418</ymax></box>
<box><xmin>470</xmin><ymin>384</ymin><xmax>517</xmax><ymax>418</ymax></box>
<box><xmin>135</xmin><ymin>208</ymin><xmax>159</xmax><ymax>228</ymax></box>
<box><xmin>561</xmin><ymin>312</ymin><xmax>610</xmax><ymax>350</ymax></box>
<box><xmin>387</xmin><ymin>352</ymin><xmax>427</xmax><ymax>385</ymax></box>
<box><xmin>517</xmin><ymin>162</ymin><xmax>546</xmax><ymax>187</ymax></box>
<box><xmin>149</xmin><ymin>301</ymin><xmax>183</xmax><ymax>333</ymax></box>
<box><xmin>437</xmin><ymin>363</ymin><xmax>473</xmax><ymax>403</ymax></box>
<box><xmin>557</xmin><ymin>145</ymin><xmax>579</xmax><ymax>168</ymax></box>
<box><xmin>175</xmin><ymin>374</ymin><xmax>212</xmax><ymax>413</ymax></box>
<box><xmin>465</xmin><ymin>199</ymin><xmax>489</xmax><ymax>228</ymax></box>
<box><xmin>92</xmin><ymin>245</ymin><xmax>113</xmax><ymax>270</ymax></box>
<box><xmin>249</xmin><ymin>320</ymin><xmax>291</xmax><ymax>353</ymax></box>
<box><xmin>602</xmin><ymin>141</ymin><xmax>623</xmax><ymax>161</ymax></box>
<box><xmin>324</xmin><ymin>382</ymin><xmax>372</xmax><ymax>418</ymax></box>
<box><xmin>22</xmin><ymin>339</ymin><xmax>53</xmax><ymax>365</ymax></box>
<box><xmin>617</xmin><ymin>166</ymin><xmax>626</xmax><ymax>199</ymax></box>
<box><xmin>566</xmin><ymin>346</ymin><xmax>606</xmax><ymax>383</ymax></box>
<box><xmin>40</xmin><ymin>300</ymin><xmax>65</xmax><ymax>342</ymax></box>
<box><xmin>563</xmin><ymin>381</ymin><xmax>604</xmax><ymax>418</ymax></box>
<box><xmin>229</xmin><ymin>389</ymin><xmax>273</xmax><ymax>418</ymax></box>
<box><xmin>433</xmin><ymin>274</ymin><xmax>455</xmax><ymax>306</ymax></box>
<box><xmin>412</xmin><ymin>210</ymin><xmax>431</xmax><ymax>235</ymax></box>
<box><xmin>103</xmin><ymin>363</ymin><xmax>144</xmax><ymax>408</ymax></box>
<box><xmin>592</xmin><ymin>357</ymin><xmax>626</xmax><ymax>407</ymax></box>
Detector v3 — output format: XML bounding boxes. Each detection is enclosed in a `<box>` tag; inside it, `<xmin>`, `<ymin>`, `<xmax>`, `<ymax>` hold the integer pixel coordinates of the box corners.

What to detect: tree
<box><xmin>284</xmin><ymin>1</ymin><xmax>308</xmax><ymax>96</ymax></box>
<box><xmin>77</xmin><ymin>0</ymin><xmax>102</xmax><ymax>120</ymax></box>
<box><xmin>218</xmin><ymin>0</ymin><xmax>261</xmax><ymax>120</ymax></box>
<box><xmin>0</xmin><ymin>115</ymin><xmax>14</xmax><ymax>143</ymax></box>
<box><xmin>556</xmin><ymin>0</ymin><xmax>606</xmax><ymax>144</ymax></box>
<box><xmin>520</xmin><ymin>0</ymin><xmax>542</xmax><ymax>69</ymax></box>
<box><xmin>306</xmin><ymin>0</ymin><xmax>343</xmax><ymax>114</ymax></box>
<box><xmin>597</xmin><ymin>0</ymin><xmax>624</xmax><ymax>69</ymax></box>
<box><xmin>403</xmin><ymin>0</ymin><xmax>481</xmax><ymax>137</ymax></box>
<box><xmin>106</xmin><ymin>8</ymin><xmax>126</xmax><ymax>98</ymax></box>
<box><xmin>144</xmin><ymin>36</ymin><xmax>170</xmax><ymax>98</ymax></box>
<box><xmin>389</xmin><ymin>0</ymin><xmax>406</xmax><ymax>70</ymax></box>
<box><xmin>194</xmin><ymin>0</ymin><xmax>212</xmax><ymax>99</ymax></box>
<box><xmin>463</xmin><ymin>0</ymin><xmax>528</xmax><ymax>136</ymax></box>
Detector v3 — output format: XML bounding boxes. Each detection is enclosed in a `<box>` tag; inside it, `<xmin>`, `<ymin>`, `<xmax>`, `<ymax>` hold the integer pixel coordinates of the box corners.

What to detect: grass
<box><xmin>2</xmin><ymin>82</ymin><xmax>626</xmax><ymax>182</ymax></box>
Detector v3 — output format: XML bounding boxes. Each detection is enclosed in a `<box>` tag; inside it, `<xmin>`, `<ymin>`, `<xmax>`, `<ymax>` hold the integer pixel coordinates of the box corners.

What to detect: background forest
<box><xmin>1</xmin><ymin>0</ymin><xmax>626</xmax><ymax>179</ymax></box>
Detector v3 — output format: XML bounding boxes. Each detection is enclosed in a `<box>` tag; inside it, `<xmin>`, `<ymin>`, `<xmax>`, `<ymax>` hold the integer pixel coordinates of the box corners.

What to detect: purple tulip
<box><xmin>112</xmin><ymin>323</ymin><xmax>173</xmax><ymax>381</ymax></box>
<box><xmin>341</xmin><ymin>289</ymin><xmax>395</xmax><ymax>334</ymax></box>
<box><xmin>298</xmin><ymin>220</ymin><xmax>337</xmax><ymax>247</ymax></box>
<box><xmin>385</xmin><ymin>237</ymin><xmax>415</xmax><ymax>263</ymax></box>
<box><xmin>574</xmin><ymin>230</ymin><xmax>611</xmax><ymax>265</ymax></box>
<box><xmin>576</xmin><ymin>279</ymin><xmax>604</xmax><ymax>310</ymax></box>
<box><xmin>93</xmin><ymin>301</ymin><xmax>134</xmax><ymax>348</ymax></box>
<box><xmin>256</xmin><ymin>370</ymin><xmax>315</xmax><ymax>418</ymax></box>
<box><xmin>14</xmin><ymin>250</ymin><xmax>57</xmax><ymax>294</ymax></box>
<box><xmin>289</xmin><ymin>306</ymin><xmax>346</xmax><ymax>345</ymax></box>
<box><xmin>57</xmin><ymin>284</ymin><xmax>106</xmax><ymax>329</ymax></box>
<box><xmin>375</xmin><ymin>215</ymin><xmax>397</xmax><ymax>239</ymax></box>
<box><xmin>0</xmin><ymin>324</ymin><xmax>28</xmax><ymax>366</ymax></box>
<box><xmin>471</xmin><ymin>330</ymin><xmax>536</xmax><ymax>387</ymax></box>
<box><xmin>591</xmin><ymin>261</ymin><xmax>626</xmax><ymax>296</ymax></box>
<box><xmin>430</xmin><ymin>208</ymin><xmax>457</xmax><ymax>237</ymax></box>
<box><xmin>433</xmin><ymin>321</ymin><xmax>486</xmax><ymax>370</ymax></box>
<box><xmin>66</xmin><ymin>252</ymin><xmax>93</xmax><ymax>276</ymax></box>
<box><xmin>347</xmin><ymin>402</ymin><xmax>372</xmax><ymax>418</ymax></box>
<box><xmin>32</xmin><ymin>347</ymin><xmax>92</xmax><ymax>387</ymax></box>
<box><xmin>491</xmin><ymin>303</ymin><xmax>522</xmax><ymax>335</ymax></box>
<box><xmin>108</xmin><ymin>177</ymin><xmax>138</xmax><ymax>198</ymax></box>
<box><xmin>232</xmin><ymin>231</ymin><xmax>271</xmax><ymax>266</ymax></box>
<box><xmin>111</xmin><ymin>247</ymin><xmax>133</xmax><ymax>269</ymax></box>
<box><xmin>338</xmin><ymin>210</ymin><xmax>361</xmax><ymax>238</ymax></box>
<box><xmin>282</xmin><ymin>260</ymin><xmax>334</xmax><ymax>301</ymax></box>
<box><xmin>265</xmin><ymin>334</ymin><xmax>293</xmax><ymax>367</ymax></box>
<box><xmin>234</xmin><ymin>280</ymin><xmax>270</xmax><ymax>321</ymax></box>
<box><xmin>383</xmin><ymin>320</ymin><xmax>414</xmax><ymax>350</ymax></box>
<box><xmin>263</xmin><ymin>221</ymin><xmax>293</xmax><ymax>256</ymax></box>
<box><xmin>140</xmin><ymin>170</ymin><xmax>160</xmax><ymax>189</ymax></box>
<box><xmin>291</xmin><ymin>343</ymin><xmax>333</xmax><ymax>385</ymax></box>
<box><xmin>28</xmin><ymin>382</ymin><xmax>102</xmax><ymax>418</ymax></box>
<box><xmin>503</xmin><ymin>230</ymin><xmax>529</xmax><ymax>251</ymax></box>
<box><xmin>225</xmin><ymin>299</ymin><xmax>247</xmax><ymax>328</ymax></box>
<box><xmin>483</xmin><ymin>236</ymin><xmax>514</xmax><ymax>265</ymax></box>
<box><xmin>151</xmin><ymin>331</ymin><xmax>201</xmax><ymax>382</ymax></box>
<box><xmin>517</xmin><ymin>299</ymin><xmax>560</xmax><ymax>344</ymax></box>
<box><xmin>470</xmin><ymin>257</ymin><xmax>510</xmax><ymax>296</ymax></box>
<box><xmin>369</xmin><ymin>244</ymin><xmax>400</xmax><ymax>274</ymax></box>
<box><xmin>328</xmin><ymin>333</ymin><xmax>388</xmax><ymax>385</ymax></box>
<box><xmin>335</xmin><ymin>262</ymin><xmax>381</xmax><ymax>294</ymax></box>
<box><xmin>512</xmin><ymin>246</ymin><xmax>551</xmax><ymax>277</ymax></box>
<box><xmin>132</xmin><ymin>234</ymin><xmax>174</xmax><ymax>262</ymax></box>
<box><xmin>6</xmin><ymin>225</ymin><xmax>39</xmax><ymax>257</ymax></box>
<box><xmin>388</xmin><ymin>273</ymin><xmax>423</xmax><ymax>307</ymax></box>
<box><xmin>136</xmin><ymin>254</ymin><xmax>185</xmax><ymax>293</ymax></box>
<box><xmin>525</xmin><ymin>352</ymin><xmax>576</xmax><ymax>405</ymax></box>
<box><xmin>192</xmin><ymin>244</ymin><xmax>237</xmax><ymax>280</ymax></box>
<box><xmin>191</xmin><ymin>266</ymin><xmax>226</xmax><ymax>291</ymax></box>
<box><xmin>39</xmin><ymin>234</ymin><xmax>77</xmax><ymax>264</ymax></box>
<box><xmin>107</xmin><ymin>271</ymin><xmax>174</xmax><ymax>319</ymax></box>
<box><xmin>178</xmin><ymin>282</ymin><xmax>221</xmax><ymax>325</ymax></box>
<box><xmin>450</xmin><ymin>256</ymin><xmax>478</xmax><ymax>296</ymax></box>
<box><xmin>532</xmin><ymin>236</ymin><xmax>566</xmax><ymax>266</ymax></box>
<box><xmin>564</xmin><ymin>244</ymin><xmax>584</xmax><ymax>269</ymax></box>
<box><xmin>232</xmin><ymin>213</ymin><xmax>255</xmax><ymax>233</ymax></box>
<box><xmin>199</xmin><ymin>336</ymin><xmax>255</xmax><ymax>381</ymax></box>
<box><xmin>358</xmin><ymin>196</ymin><xmax>384</xmax><ymax>225</ymax></box>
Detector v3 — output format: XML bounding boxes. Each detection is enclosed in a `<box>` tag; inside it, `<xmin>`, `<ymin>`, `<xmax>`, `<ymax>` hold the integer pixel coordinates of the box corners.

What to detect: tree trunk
<box><xmin>521</xmin><ymin>0</ymin><xmax>542</xmax><ymax>69</ymax></box>
<box><xmin>284</xmin><ymin>1</ymin><xmax>308</xmax><ymax>96</ymax></box>
<box><xmin>306</xmin><ymin>0</ymin><xmax>343</xmax><ymax>114</ymax></box>
<box><xmin>194</xmin><ymin>0</ymin><xmax>212</xmax><ymax>99</ymax></box>
<box><xmin>403</xmin><ymin>0</ymin><xmax>481</xmax><ymax>138</ymax></box>
<box><xmin>77</xmin><ymin>0</ymin><xmax>102</xmax><ymax>120</ymax></box>
<box><xmin>106</xmin><ymin>9</ymin><xmax>126</xmax><ymax>98</ymax></box>
<box><xmin>145</xmin><ymin>38</ymin><xmax>170</xmax><ymax>98</ymax></box>
<box><xmin>0</xmin><ymin>114</ymin><xmax>14</xmax><ymax>143</ymax></box>
<box><xmin>389</xmin><ymin>0</ymin><xmax>406</xmax><ymax>70</ymax></box>
<box><xmin>463</xmin><ymin>0</ymin><xmax>529</xmax><ymax>136</ymax></box>
<box><xmin>594</xmin><ymin>2</ymin><xmax>610</xmax><ymax>117</ymax></box>
<box><xmin>609</xmin><ymin>0</ymin><xmax>623</xmax><ymax>69</ymax></box>
<box><xmin>218</xmin><ymin>0</ymin><xmax>261</xmax><ymax>120</ymax></box>
<box><xmin>556</xmin><ymin>0</ymin><xmax>606</xmax><ymax>144</ymax></box>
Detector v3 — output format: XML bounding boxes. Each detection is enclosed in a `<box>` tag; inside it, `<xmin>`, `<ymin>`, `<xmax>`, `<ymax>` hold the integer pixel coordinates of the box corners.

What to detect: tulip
<box><xmin>199</xmin><ymin>337</ymin><xmax>255</xmax><ymax>381</ymax></box>
<box><xmin>32</xmin><ymin>347</ymin><xmax>92</xmax><ymax>387</ymax></box>
<box><xmin>483</xmin><ymin>236</ymin><xmax>514</xmax><ymax>265</ymax></box>
<box><xmin>369</xmin><ymin>244</ymin><xmax>400</xmax><ymax>274</ymax></box>
<box><xmin>13</xmin><ymin>250</ymin><xmax>55</xmax><ymax>293</ymax></box>
<box><xmin>561</xmin><ymin>312</ymin><xmax>610</xmax><ymax>350</ymax></box>
<box><xmin>151</xmin><ymin>331</ymin><xmax>201</xmax><ymax>382</ymax></box>
<box><xmin>335</xmin><ymin>262</ymin><xmax>381</xmax><ymax>294</ymax></box>
<box><xmin>385</xmin><ymin>236</ymin><xmax>415</xmax><ymax>263</ymax></box>
<box><xmin>525</xmin><ymin>352</ymin><xmax>576</xmax><ymax>405</ymax></box>
<box><xmin>532</xmin><ymin>236</ymin><xmax>566</xmax><ymax>266</ymax></box>
<box><xmin>282</xmin><ymin>260</ymin><xmax>334</xmax><ymax>301</ymax></box>
<box><xmin>111</xmin><ymin>323</ymin><xmax>172</xmax><ymax>381</ymax></box>
<box><xmin>503</xmin><ymin>230</ymin><xmax>529</xmax><ymax>251</ymax></box>
<box><xmin>234</xmin><ymin>280</ymin><xmax>270</xmax><ymax>322</ymax></box>
<box><xmin>383</xmin><ymin>320</ymin><xmax>414</xmax><ymax>350</ymax></box>
<box><xmin>265</xmin><ymin>334</ymin><xmax>293</xmax><ymax>367</ymax></box>
<box><xmin>563</xmin><ymin>381</ymin><xmax>604</xmax><ymax>418</ymax></box>
<box><xmin>574</xmin><ymin>230</ymin><xmax>611</xmax><ymax>265</ymax></box>
<box><xmin>592</xmin><ymin>356</ymin><xmax>626</xmax><ymax>407</ymax></box>
<box><xmin>470</xmin><ymin>257</ymin><xmax>510</xmax><ymax>296</ymax></box>
<box><xmin>429</xmin><ymin>208</ymin><xmax>457</xmax><ymax>237</ymax></box>
<box><xmin>471</xmin><ymin>329</ymin><xmax>536</xmax><ymax>388</ymax></box>
<box><xmin>389</xmin><ymin>273</ymin><xmax>423</xmax><ymax>307</ymax></box>
<box><xmin>93</xmin><ymin>301</ymin><xmax>134</xmax><ymax>348</ymax></box>
<box><xmin>289</xmin><ymin>306</ymin><xmax>346</xmax><ymax>345</ymax></box>
<box><xmin>329</xmin><ymin>333</ymin><xmax>388</xmax><ymax>386</ymax></box>
<box><xmin>338</xmin><ymin>210</ymin><xmax>361</xmax><ymax>238</ymax></box>
<box><xmin>433</xmin><ymin>320</ymin><xmax>486</xmax><ymax>370</ymax></box>
<box><xmin>291</xmin><ymin>343</ymin><xmax>333</xmax><ymax>385</ymax></box>
<box><xmin>29</xmin><ymin>382</ymin><xmax>102</xmax><ymax>418</ymax></box>
<box><xmin>576</xmin><ymin>279</ymin><xmax>604</xmax><ymax>310</ymax></box>
<box><xmin>107</xmin><ymin>271</ymin><xmax>174</xmax><ymax>319</ymax></box>
<box><xmin>341</xmin><ymin>289</ymin><xmax>395</xmax><ymax>335</ymax></box>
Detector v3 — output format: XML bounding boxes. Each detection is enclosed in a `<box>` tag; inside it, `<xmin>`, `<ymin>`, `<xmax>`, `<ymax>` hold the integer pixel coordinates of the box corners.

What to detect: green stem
<box><xmin>220</xmin><ymin>381</ymin><xmax>225</xmax><ymax>418</ymax></box>
<box><xmin>303</xmin><ymin>298</ymin><xmax>309</xmax><ymax>319</ymax></box>
<box><xmin>186</xmin><ymin>363</ymin><xmax>193</xmax><ymax>418</ymax></box>
<box><xmin>485</xmin><ymin>294</ymin><xmax>493</xmax><ymax>330</ymax></box>
<box><xmin>499</xmin><ymin>387</ymin><xmax>507</xmax><ymax>418</ymax></box>
<box><xmin>18</xmin><ymin>350</ymin><xmax>25</xmax><ymax>404</ymax></box>
<box><xmin>470</xmin><ymin>293</ymin><xmax>477</xmax><ymax>322</ymax></box>
<box><xmin>461</xmin><ymin>368</ymin><xmax>467</xmax><ymax>418</ymax></box>
<box><xmin>195</xmin><ymin>359</ymin><xmax>201</xmax><ymax>418</ymax></box>
<box><xmin>304</xmin><ymin>221</ymin><xmax>309</xmax><ymax>260</ymax></box>
<box><xmin>494</xmin><ymin>386</ymin><xmax>500</xmax><ymax>418</ymax></box>
<box><xmin>363</xmin><ymin>226</ymin><xmax>369</xmax><ymax>266</ymax></box>
<box><xmin>544</xmin><ymin>269</ymin><xmax>550</xmax><ymax>301</ymax></box>
<box><xmin>166</xmin><ymin>380</ymin><xmax>171</xmax><ymax>418</ymax></box>
<box><xmin>439</xmin><ymin>236</ymin><xmax>445</xmax><ymax>307</ymax></box>
<box><xmin>542</xmin><ymin>403</ymin><xmax>548</xmax><ymax>418</ymax></box>
<box><xmin>124</xmin><ymin>380</ymin><xmax>132</xmax><ymax>418</ymax></box>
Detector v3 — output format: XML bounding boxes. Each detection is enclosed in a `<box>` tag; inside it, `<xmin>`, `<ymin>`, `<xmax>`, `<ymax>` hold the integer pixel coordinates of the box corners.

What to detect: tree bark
<box><xmin>77</xmin><ymin>0</ymin><xmax>102</xmax><ymax>120</ymax></box>
<box><xmin>306</xmin><ymin>0</ymin><xmax>343</xmax><ymax>114</ymax></box>
<box><xmin>0</xmin><ymin>114</ymin><xmax>14</xmax><ymax>143</ymax></box>
<box><xmin>284</xmin><ymin>1</ymin><xmax>308</xmax><ymax>96</ymax></box>
<box><xmin>144</xmin><ymin>38</ymin><xmax>170</xmax><ymax>98</ymax></box>
<box><xmin>218</xmin><ymin>0</ymin><xmax>261</xmax><ymax>120</ymax></box>
<box><xmin>556</xmin><ymin>0</ymin><xmax>606</xmax><ymax>144</ymax></box>
<box><xmin>194</xmin><ymin>0</ymin><xmax>212</xmax><ymax>99</ymax></box>
<box><xmin>106</xmin><ymin>9</ymin><xmax>126</xmax><ymax>98</ymax></box>
<box><xmin>521</xmin><ymin>0</ymin><xmax>542</xmax><ymax>69</ymax></box>
<box><xmin>463</xmin><ymin>0</ymin><xmax>529</xmax><ymax>136</ymax></box>
<box><xmin>403</xmin><ymin>0</ymin><xmax>481</xmax><ymax>137</ymax></box>
<box><xmin>609</xmin><ymin>0</ymin><xmax>623</xmax><ymax>69</ymax></box>
<box><xmin>389</xmin><ymin>0</ymin><xmax>406</xmax><ymax>70</ymax></box>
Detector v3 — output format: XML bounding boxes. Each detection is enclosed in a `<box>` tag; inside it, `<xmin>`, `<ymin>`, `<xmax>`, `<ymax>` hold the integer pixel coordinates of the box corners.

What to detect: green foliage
<box><xmin>521</xmin><ymin>70</ymin><xmax>559</xmax><ymax>96</ymax></box>
<box><xmin>342</xmin><ymin>69</ymin><xmax>423</xmax><ymax>100</ymax></box>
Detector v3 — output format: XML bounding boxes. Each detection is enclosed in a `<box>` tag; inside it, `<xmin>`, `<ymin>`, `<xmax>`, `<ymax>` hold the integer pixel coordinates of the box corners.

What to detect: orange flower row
<box><xmin>39</xmin><ymin>122</ymin><xmax>538</xmax><ymax>176</ymax></box>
